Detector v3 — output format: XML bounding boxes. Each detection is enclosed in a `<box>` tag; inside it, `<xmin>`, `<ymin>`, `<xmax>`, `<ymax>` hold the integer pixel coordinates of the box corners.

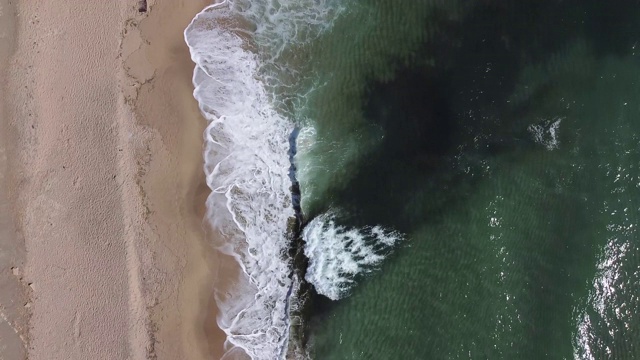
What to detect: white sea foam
<box><xmin>303</xmin><ymin>210</ymin><xmax>403</xmax><ymax>300</ymax></box>
<box><xmin>528</xmin><ymin>117</ymin><xmax>562</xmax><ymax>150</ymax></box>
<box><xmin>186</xmin><ymin>4</ymin><xmax>294</xmax><ymax>360</ymax></box>
<box><xmin>184</xmin><ymin>1</ymin><xmax>343</xmax><ymax>359</ymax></box>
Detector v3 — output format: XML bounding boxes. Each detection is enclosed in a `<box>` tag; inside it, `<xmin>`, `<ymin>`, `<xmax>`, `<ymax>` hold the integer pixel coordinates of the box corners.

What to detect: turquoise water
<box><xmin>294</xmin><ymin>1</ymin><xmax>640</xmax><ymax>359</ymax></box>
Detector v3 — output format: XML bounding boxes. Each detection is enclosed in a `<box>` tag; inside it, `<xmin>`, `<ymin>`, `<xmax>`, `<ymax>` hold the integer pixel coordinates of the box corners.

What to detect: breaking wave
<box><xmin>303</xmin><ymin>210</ymin><xmax>403</xmax><ymax>300</ymax></box>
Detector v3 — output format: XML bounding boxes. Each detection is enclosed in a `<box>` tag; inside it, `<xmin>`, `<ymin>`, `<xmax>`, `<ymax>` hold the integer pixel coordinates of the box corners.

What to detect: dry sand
<box><xmin>1</xmin><ymin>0</ymin><xmax>227</xmax><ymax>359</ymax></box>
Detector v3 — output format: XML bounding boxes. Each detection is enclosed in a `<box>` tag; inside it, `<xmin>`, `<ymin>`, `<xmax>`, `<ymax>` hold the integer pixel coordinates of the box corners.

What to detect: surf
<box><xmin>185</xmin><ymin>0</ymin><xmax>346</xmax><ymax>358</ymax></box>
<box><xmin>186</xmin><ymin>2</ymin><xmax>296</xmax><ymax>358</ymax></box>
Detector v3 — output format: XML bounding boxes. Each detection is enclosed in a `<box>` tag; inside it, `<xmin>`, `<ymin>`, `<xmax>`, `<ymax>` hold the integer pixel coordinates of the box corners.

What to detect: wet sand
<box><xmin>0</xmin><ymin>0</ymin><xmax>28</xmax><ymax>358</ymax></box>
<box><xmin>1</xmin><ymin>1</ymin><xmax>226</xmax><ymax>359</ymax></box>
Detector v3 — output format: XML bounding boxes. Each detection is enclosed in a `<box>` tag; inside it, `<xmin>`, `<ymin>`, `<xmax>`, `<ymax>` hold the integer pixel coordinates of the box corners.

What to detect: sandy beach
<box><xmin>0</xmin><ymin>1</ymin><xmax>227</xmax><ymax>359</ymax></box>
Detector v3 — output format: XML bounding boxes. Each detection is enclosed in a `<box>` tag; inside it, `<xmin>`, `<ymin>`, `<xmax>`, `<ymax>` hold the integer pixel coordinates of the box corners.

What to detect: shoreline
<box><xmin>2</xmin><ymin>1</ymin><xmax>226</xmax><ymax>359</ymax></box>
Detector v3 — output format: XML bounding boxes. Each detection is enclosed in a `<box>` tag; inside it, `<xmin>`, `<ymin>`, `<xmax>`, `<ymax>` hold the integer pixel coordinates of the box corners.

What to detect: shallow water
<box><xmin>187</xmin><ymin>0</ymin><xmax>640</xmax><ymax>358</ymax></box>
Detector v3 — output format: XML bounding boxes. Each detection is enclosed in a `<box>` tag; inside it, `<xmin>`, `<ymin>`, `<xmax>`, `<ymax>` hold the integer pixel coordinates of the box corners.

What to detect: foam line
<box><xmin>185</xmin><ymin>3</ymin><xmax>295</xmax><ymax>358</ymax></box>
<box><xmin>185</xmin><ymin>1</ymin><xmax>348</xmax><ymax>357</ymax></box>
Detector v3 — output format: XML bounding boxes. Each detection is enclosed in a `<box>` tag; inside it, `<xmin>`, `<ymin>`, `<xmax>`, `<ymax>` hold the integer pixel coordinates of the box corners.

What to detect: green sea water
<box><xmin>293</xmin><ymin>1</ymin><xmax>640</xmax><ymax>358</ymax></box>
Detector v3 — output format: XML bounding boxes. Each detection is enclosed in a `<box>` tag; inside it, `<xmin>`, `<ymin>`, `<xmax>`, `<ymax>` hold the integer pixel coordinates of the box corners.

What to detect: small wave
<box><xmin>528</xmin><ymin>117</ymin><xmax>562</xmax><ymax>150</ymax></box>
<box><xmin>303</xmin><ymin>211</ymin><xmax>403</xmax><ymax>300</ymax></box>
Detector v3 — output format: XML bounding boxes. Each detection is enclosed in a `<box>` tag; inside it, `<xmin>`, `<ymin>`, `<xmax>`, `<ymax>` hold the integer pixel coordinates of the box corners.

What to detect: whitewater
<box><xmin>185</xmin><ymin>1</ymin><xmax>403</xmax><ymax>358</ymax></box>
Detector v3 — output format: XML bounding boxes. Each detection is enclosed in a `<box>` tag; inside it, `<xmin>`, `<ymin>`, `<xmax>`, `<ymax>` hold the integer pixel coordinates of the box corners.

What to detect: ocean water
<box><xmin>186</xmin><ymin>1</ymin><xmax>640</xmax><ymax>359</ymax></box>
